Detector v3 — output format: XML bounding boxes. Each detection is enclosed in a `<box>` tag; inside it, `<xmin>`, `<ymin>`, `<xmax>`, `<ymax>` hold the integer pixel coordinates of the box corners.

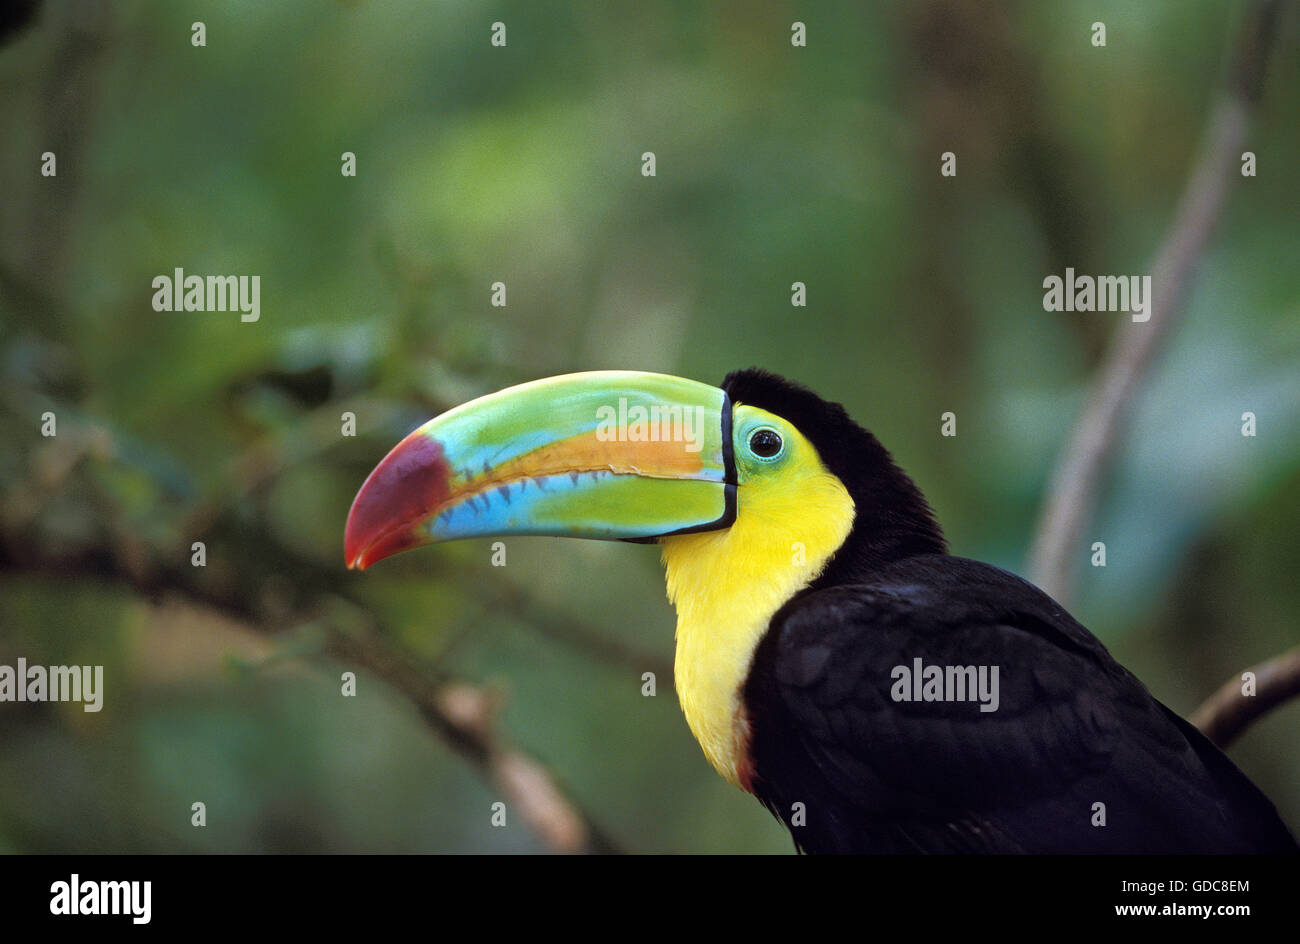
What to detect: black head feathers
<box><xmin>721</xmin><ymin>368</ymin><xmax>947</xmax><ymax>583</ymax></box>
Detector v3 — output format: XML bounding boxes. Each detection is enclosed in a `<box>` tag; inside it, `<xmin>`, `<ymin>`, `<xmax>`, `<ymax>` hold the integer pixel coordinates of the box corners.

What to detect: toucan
<box><xmin>343</xmin><ymin>368</ymin><xmax>1298</xmax><ymax>854</ymax></box>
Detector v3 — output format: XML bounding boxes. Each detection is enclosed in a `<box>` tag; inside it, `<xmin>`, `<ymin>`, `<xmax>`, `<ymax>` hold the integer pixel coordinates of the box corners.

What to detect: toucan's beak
<box><xmin>345</xmin><ymin>371</ymin><xmax>736</xmax><ymax>570</ymax></box>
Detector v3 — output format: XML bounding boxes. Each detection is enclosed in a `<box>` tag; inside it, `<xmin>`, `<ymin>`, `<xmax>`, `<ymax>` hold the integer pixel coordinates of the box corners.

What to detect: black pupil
<box><xmin>750</xmin><ymin>429</ymin><xmax>782</xmax><ymax>457</ymax></box>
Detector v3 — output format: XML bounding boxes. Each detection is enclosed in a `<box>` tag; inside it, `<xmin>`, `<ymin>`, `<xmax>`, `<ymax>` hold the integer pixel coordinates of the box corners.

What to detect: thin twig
<box><xmin>1191</xmin><ymin>646</ymin><xmax>1300</xmax><ymax>749</ymax></box>
<box><xmin>326</xmin><ymin>620</ymin><xmax>620</xmax><ymax>853</ymax></box>
<box><xmin>1028</xmin><ymin>0</ymin><xmax>1280</xmax><ymax>604</ymax></box>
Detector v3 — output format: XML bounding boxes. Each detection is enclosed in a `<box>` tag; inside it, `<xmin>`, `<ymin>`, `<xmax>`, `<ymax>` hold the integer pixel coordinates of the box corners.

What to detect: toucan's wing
<box><xmin>744</xmin><ymin>555</ymin><xmax>1298</xmax><ymax>854</ymax></box>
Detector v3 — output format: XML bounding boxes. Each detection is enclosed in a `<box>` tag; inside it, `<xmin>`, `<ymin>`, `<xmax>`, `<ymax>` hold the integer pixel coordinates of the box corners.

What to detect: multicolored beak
<box><xmin>344</xmin><ymin>371</ymin><xmax>736</xmax><ymax>570</ymax></box>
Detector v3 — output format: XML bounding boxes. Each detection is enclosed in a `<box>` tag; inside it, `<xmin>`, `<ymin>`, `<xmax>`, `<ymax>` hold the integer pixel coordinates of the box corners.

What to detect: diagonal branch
<box><xmin>3</xmin><ymin>537</ymin><xmax>623</xmax><ymax>853</ymax></box>
<box><xmin>0</xmin><ymin>435</ymin><xmax>625</xmax><ymax>853</ymax></box>
<box><xmin>325</xmin><ymin>619</ymin><xmax>620</xmax><ymax>853</ymax></box>
<box><xmin>1027</xmin><ymin>0</ymin><xmax>1281</xmax><ymax>605</ymax></box>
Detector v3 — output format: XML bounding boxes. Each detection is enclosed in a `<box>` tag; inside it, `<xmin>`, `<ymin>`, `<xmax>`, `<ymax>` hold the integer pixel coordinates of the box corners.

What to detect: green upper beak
<box><xmin>344</xmin><ymin>371</ymin><xmax>736</xmax><ymax>569</ymax></box>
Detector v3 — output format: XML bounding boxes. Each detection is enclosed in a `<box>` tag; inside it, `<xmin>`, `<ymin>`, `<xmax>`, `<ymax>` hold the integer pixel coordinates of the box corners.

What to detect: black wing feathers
<box><xmin>744</xmin><ymin>555</ymin><xmax>1298</xmax><ymax>854</ymax></box>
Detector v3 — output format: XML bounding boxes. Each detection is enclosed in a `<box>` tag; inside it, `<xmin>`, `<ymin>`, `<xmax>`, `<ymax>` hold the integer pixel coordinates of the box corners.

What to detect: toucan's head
<box><xmin>344</xmin><ymin>369</ymin><xmax>943</xmax><ymax>574</ymax></box>
<box><xmin>345</xmin><ymin>368</ymin><xmax>946</xmax><ymax>787</ymax></box>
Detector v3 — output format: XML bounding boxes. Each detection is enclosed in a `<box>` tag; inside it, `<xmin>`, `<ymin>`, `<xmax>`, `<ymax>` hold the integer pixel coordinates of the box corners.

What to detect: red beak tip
<box><xmin>343</xmin><ymin>430</ymin><xmax>451</xmax><ymax>575</ymax></box>
<box><xmin>343</xmin><ymin>523</ymin><xmax>372</xmax><ymax>571</ymax></box>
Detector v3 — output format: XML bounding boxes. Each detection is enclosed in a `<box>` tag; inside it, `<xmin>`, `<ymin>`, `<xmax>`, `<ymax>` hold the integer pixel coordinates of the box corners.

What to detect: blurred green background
<box><xmin>1</xmin><ymin>0</ymin><xmax>1297</xmax><ymax>853</ymax></box>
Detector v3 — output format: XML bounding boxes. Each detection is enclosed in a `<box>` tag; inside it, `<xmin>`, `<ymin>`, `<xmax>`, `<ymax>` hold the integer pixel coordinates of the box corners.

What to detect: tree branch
<box><xmin>0</xmin><ymin>423</ymin><xmax>626</xmax><ymax>853</ymax></box>
<box><xmin>325</xmin><ymin>619</ymin><xmax>620</xmax><ymax>853</ymax></box>
<box><xmin>1027</xmin><ymin>0</ymin><xmax>1281</xmax><ymax>604</ymax></box>
<box><xmin>2</xmin><ymin>535</ymin><xmax>623</xmax><ymax>853</ymax></box>
<box><xmin>1191</xmin><ymin>646</ymin><xmax>1300</xmax><ymax>749</ymax></box>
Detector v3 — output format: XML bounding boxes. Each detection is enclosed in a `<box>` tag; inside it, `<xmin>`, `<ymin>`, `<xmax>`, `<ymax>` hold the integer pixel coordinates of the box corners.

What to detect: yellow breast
<box><xmin>660</xmin><ymin>438</ymin><xmax>854</xmax><ymax>789</ymax></box>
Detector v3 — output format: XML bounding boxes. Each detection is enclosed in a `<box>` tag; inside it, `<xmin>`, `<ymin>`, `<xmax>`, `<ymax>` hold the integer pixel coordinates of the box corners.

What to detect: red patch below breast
<box><xmin>734</xmin><ymin>704</ymin><xmax>757</xmax><ymax>794</ymax></box>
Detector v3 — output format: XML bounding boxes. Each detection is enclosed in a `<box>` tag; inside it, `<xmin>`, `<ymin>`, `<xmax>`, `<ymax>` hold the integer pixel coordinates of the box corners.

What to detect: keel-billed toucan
<box><xmin>344</xmin><ymin>369</ymin><xmax>1297</xmax><ymax>854</ymax></box>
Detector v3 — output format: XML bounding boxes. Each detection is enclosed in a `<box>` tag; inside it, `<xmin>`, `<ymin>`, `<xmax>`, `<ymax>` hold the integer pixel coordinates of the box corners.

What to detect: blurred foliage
<box><xmin>0</xmin><ymin>0</ymin><xmax>1297</xmax><ymax>852</ymax></box>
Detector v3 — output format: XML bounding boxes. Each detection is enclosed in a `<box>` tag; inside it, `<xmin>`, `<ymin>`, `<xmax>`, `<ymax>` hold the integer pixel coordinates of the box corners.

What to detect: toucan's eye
<box><xmin>748</xmin><ymin>428</ymin><xmax>783</xmax><ymax>459</ymax></box>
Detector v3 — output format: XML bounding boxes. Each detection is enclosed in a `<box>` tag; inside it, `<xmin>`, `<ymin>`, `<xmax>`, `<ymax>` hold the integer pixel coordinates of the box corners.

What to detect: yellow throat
<box><xmin>659</xmin><ymin>417</ymin><xmax>854</xmax><ymax>789</ymax></box>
